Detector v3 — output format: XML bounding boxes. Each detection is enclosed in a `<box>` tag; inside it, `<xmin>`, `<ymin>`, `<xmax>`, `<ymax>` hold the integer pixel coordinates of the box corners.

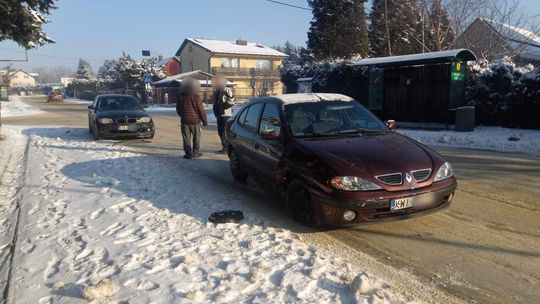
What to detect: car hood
<box><xmin>96</xmin><ymin>110</ymin><xmax>149</xmax><ymax>119</ymax></box>
<box><xmin>295</xmin><ymin>132</ymin><xmax>438</xmax><ymax>178</ymax></box>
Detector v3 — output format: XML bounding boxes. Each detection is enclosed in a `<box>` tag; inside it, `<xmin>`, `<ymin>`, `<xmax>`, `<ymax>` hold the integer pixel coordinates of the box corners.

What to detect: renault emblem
<box><xmin>405</xmin><ymin>173</ymin><xmax>412</xmax><ymax>183</ymax></box>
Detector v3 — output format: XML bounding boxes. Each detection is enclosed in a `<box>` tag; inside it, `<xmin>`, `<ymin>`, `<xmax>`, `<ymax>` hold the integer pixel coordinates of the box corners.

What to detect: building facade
<box><xmin>158</xmin><ymin>56</ymin><xmax>182</xmax><ymax>76</ymax></box>
<box><xmin>176</xmin><ymin>38</ymin><xmax>287</xmax><ymax>98</ymax></box>
<box><xmin>9</xmin><ymin>70</ymin><xmax>38</xmax><ymax>88</ymax></box>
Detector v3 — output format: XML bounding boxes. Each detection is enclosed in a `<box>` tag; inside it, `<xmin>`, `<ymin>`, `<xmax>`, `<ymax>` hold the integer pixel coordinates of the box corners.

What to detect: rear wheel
<box><xmin>229</xmin><ymin>149</ymin><xmax>248</xmax><ymax>182</ymax></box>
<box><xmin>286</xmin><ymin>180</ymin><xmax>319</xmax><ymax>227</ymax></box>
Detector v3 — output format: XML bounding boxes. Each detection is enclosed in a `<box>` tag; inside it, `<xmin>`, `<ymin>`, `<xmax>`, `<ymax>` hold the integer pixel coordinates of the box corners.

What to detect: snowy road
<box><xmin>1</xmin><ymin>96</ymin><xmax>540</xmax><ymax>303</ymax></box>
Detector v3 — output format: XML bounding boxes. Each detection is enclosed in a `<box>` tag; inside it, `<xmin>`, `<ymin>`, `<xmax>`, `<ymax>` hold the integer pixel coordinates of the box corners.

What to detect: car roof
<box><xmin>97</xmin><ymin>94</ymin><xmax>137</xmax><ymax>99</ymax></box>
<box><xmin>261</xmin><ymin>93</ymin><xmax>354</xmax><ymax>105</ymax></box>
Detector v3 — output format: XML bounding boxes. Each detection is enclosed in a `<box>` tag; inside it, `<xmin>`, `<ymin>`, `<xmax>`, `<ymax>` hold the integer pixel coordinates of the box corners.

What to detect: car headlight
<box><xmin>330</xmin><ymin>176</ymin><xmax>382</xmax><ymax>191</ymax></box>
<box><xmin>98</xmin><ymin>118</ymin><xmax>113</xmax><ymax>124</ymax></box>
<box><xmin>434</xmin><ymin>162</ymin><xmax>454</xmax><ymax>181</ymax></box>
<box><xmin>138</xmin><ymin>117</ymin><xmax>151</xmax><ymax>123</ymax></box>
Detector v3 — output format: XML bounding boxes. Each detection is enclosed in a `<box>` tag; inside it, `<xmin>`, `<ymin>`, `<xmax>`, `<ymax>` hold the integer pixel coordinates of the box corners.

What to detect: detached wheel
<box><xmin>287</xmin><ymin>180</ymin><xmax>319</xmax><ymax>227</ymax></box>
<box><xmin>229</xmin><ymin>149</ymin><xmax>248</xmax><ymax>182</ymax></box>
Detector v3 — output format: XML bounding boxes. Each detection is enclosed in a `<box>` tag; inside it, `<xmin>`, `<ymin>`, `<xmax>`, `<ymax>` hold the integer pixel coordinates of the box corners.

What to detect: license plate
<box><xmin>118</xmin><ymin>125</ymin><xmax>129</xmax><ymax>131</ymax></box>
<box><xmin>391</xmin><ymin>197</ymin><xmax>413</xmax><ymax>211</ymax></box>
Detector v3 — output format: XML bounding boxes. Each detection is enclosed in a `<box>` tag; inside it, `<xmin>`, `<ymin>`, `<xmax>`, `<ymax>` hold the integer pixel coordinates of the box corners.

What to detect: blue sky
<box><xmin>1</xmin><ymin>0</ymin><xmax>538</xmax><ymax>71</ymax></box>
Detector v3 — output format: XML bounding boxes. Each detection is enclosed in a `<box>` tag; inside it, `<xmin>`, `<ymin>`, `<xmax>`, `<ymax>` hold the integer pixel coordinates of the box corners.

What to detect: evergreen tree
<box><xmin>369</xmin><ymin>0</ymin><xmax>421</xmax><ymax>56</ymax></box>
<box><xmin>0</xmin><ymin>0</ymin><xmax>56</xmax><ymax>48</ymax></box>
<box><xmin>116</xmin><ymin>53</ymin><xmax>142</xmax><ymax>88</ymax></box>
<box><xmin>307</xmin><ymin>0</ymin><xmax>369</xmax><ymax>60</ymax></box>
<box><xmin>75</xmin><ymin>59</ymin><xmax>94</xmax><ymax>81</ymax></box>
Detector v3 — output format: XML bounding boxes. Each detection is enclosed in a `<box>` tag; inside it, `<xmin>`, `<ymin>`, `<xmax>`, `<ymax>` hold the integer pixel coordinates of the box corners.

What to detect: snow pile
<box><xmin>7</xmin><ymin>127</ymin><xmax>407</xmax><ymax>303</ymax></box>
<box><xmin>399</xmin><ymin>126</ymin><xmax>540</xmax><ymax>154</ymax></box>
<box><xmin>0</xmin><ymin>96</ymin><xmax>44</xmax><ymax>117</ymax></box>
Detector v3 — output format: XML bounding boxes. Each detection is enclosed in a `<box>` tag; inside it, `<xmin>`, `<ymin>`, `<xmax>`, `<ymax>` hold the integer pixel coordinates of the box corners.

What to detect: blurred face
<box><xmin>212</xmin><ymin>75</ymin><xmax>226</xmax><ymax>89</ymax></box>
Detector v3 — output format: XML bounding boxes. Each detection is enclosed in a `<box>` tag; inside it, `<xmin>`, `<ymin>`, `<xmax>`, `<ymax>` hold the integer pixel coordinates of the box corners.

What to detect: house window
<box><xmin>256</xmin><ymin>60</ymin><xmax>271</xmax><ymax>70</ymax></box>
<box><xmin>220</xmin><ymin>58</ymin><xmax>239</xmax><ymax>68</ymax></box>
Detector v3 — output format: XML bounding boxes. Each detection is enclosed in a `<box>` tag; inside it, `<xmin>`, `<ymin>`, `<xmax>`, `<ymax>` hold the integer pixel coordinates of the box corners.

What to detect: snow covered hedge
<box><xmin>281</xmin><ymin>58</ymin><xmax>369</xmax><ymax>102</ymax></box>
<box><xmin>466</xmin><ymin>58</ymin><xmax>540</xmax><ymax>129</ymax></box>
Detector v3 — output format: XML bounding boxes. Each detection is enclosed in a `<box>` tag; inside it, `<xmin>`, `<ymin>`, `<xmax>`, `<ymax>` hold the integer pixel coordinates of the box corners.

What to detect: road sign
<box><xmin>142</xmin><ymin>50</ymin><xmax>151</xmax><ymax>57</ymax></box>
<box><xmin>250</xmin><ymin>68</ymin><xmax>256</xmax><ymax>77</ymax></box>
<box><xmin>144</xmin><ymin>74</ymin><xmax>153</xmax><ymax>84</ymax></box>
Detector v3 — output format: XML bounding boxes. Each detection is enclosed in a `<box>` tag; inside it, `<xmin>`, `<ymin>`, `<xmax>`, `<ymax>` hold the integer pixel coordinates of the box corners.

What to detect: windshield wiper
<box><xmin>337</xmin><ymin>128</ymin><xmax>388</xmax><ymax>135</ymax></box>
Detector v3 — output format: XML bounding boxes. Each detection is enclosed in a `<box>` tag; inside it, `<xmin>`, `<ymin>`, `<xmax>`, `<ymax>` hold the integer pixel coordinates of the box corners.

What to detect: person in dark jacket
<box><xmin>176</xmin><ymin>78</ymin><xmax>208</xmax><ymax>159</ymax></box>
<box><xmin>212</xmin><ymin>74</ymin><xmax>235</xmax><ymax>153</ymax></box>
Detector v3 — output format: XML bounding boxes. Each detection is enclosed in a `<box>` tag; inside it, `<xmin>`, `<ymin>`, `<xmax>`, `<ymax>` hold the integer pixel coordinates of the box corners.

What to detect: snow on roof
<box><xmin>185</xmin><ymin>38</ymin><xmax>288</xmax><ymax>57</ymax></box>
<box><xmin>274</xmin><ymin>93</ymin><xmax>354</xmax><ymax>104</ymax></box>
<box><xmin>151</xmin><ymin>70</ymin><xmax>235</xmax><ymax>86</ymax></box>
<box><xmin>354</xmin><ymin>49</ymin><xmax>477</xmax><ymax>66</ymax></box>
<box><xmin>481</xmin><ymin>18</ymin><xmax>540</xmax><ymax>61</ymax></box>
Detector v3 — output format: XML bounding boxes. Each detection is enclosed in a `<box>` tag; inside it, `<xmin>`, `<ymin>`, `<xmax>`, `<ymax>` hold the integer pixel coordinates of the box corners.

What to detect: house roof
<box><xmin>479</xmin><ymin>18</ymin><xmax>540</xmax><ymax>61</ymax></box>
<box><xmin>157</xmin><ymin>56</ymin><xmax>181</xmax><ymax>66</ymax></box>
<box><xmin>151</xmin><ymin>70</ymin><xmax>234</xmax><ymax>87</ymax></box>
<box><xmin>353</xmin><ymin>49</ymin><xmax>477</xmax><ymax>67</ymax></box>
<box><xmin>178</xmin><ymin>38</ymin><xmax>288</xmax><ymax>57</ymax></box>
<box><xmin>9</xmin><ymin>69</ymin><xmax>38</xmax><ymax>78</ymax></box>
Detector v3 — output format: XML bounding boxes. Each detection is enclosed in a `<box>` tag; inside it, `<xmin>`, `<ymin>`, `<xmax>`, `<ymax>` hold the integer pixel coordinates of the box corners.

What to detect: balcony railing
<box><xmin>211</xmin><ymin>67</ymin><xmax>280</xmax><ymax>78</ymax></box>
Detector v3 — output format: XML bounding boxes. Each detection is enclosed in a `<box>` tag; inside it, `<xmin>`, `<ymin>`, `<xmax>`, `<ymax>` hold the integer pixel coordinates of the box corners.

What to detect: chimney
<box><xmin>236</xmin><ymin>39</ymin><xmax>248</xmax><ymax>46</ymax></box>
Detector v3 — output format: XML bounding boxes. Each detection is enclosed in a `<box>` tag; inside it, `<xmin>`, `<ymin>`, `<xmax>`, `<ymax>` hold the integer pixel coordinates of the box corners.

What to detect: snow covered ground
<box><xmin>399</xmin><ymin>127</ymin><xmax>540</xmax><ymax>155</ymax></box>
<box><xmin>63</xmin><ymin>98</ymin><xmax>92</xmax><ymax>105</ymax></box>
<box><xmin>0</xmin><ymin>96</ymin><xmax>44</xmax><ymax>118</ymax></box>
<box><xmin>2</xmin><ymin>126</ymin><xmax>407</xmax><ymax>303</ymax></box>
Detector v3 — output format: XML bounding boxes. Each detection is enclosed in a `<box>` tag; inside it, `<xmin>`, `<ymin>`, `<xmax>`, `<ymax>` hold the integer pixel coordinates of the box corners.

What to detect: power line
<box><xmin>0</xmin><ymin>47</ymin><xmax>104</xmax><ymax>62</ymax></box>
<box><xmin>265</xmin><ymin>0</ymin><xmax>310</xmax><ymax>11</ymax></box>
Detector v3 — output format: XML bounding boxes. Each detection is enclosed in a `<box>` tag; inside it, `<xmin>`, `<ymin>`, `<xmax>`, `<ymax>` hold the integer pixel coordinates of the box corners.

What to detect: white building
<box><xmin>9</xmin><ymin>70</ymin><xmax>38</xmax><ymax>88</ymax></box>
<box><xmin>60</xmin><ymin>77</ymin><xmax>74</xmax><ymax>87</ymax></box>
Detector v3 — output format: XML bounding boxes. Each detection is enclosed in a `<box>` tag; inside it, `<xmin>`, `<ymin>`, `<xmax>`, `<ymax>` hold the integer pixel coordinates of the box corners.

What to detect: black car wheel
<box><xmin>229</xmin><ymin>149</ymin><xmax>248</xmax><ymax>182</ymax></box>
<box><xmin>287</xmin><ymin>180</ymin><xmax>319</xmax><ymax>227</ymax></box>
<box><xmin>93</xmin><ymin>124</ymin><xmax>101</xmax><ymax>140</ymax></box>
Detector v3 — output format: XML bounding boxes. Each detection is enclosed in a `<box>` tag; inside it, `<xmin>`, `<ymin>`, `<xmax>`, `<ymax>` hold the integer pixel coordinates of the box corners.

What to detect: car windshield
<box><xmin>98</xmin><ymin>96</ymin><xmax>142</xmax><ymax>111</ymax></box>
<box><xmin>284</xmin><ymin>101</ymin><xmax>388</xmax><ymax>137</ymax></box>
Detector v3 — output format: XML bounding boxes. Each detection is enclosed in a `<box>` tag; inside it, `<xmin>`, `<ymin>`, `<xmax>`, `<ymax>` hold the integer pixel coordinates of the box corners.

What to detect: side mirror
<box><xmin>88</xmin><ymin>105</ymin><xmax>94</xmax><ymax>110</ymax></box>
<box><xmin>261</xmin><ymin>129</ymin><xmax>280</xmax><ymax>140</ymax></box>
<box><xmin>386</xmin><ymin>120</ymin><xmax>397</xmax><ymax>130</ymax></box>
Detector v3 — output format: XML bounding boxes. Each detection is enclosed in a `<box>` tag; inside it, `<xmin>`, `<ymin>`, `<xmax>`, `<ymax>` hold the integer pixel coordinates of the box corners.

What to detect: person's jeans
<box><xmin>181</xmin><ymin>124</ymin><xmax>201</xmax><ymax>156</ymax></box>
<box><xmin>217</xmin><ymin>115</ymin><xmax>230</xmax><ymax>149</ymax></box>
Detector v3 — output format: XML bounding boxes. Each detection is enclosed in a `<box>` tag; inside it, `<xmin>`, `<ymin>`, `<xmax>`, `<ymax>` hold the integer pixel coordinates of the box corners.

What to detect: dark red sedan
<box><xmin>47</xmin><ymin>91</ymin><xmax>64</xmax><ymax>102</ymax></box>
<box><xmin>225</xmin><ymin>93</ymin><xmax>456</xmax><ymax>227</ymax></box>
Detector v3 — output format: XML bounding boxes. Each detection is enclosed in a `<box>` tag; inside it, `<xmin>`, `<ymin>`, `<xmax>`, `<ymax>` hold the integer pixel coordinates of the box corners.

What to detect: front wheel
<box><xmin>286</xmin><ymin>180</ymin><xmax>319</xmax><ymax>227</ymax></box>
<box><xmin>229</xmin><ymin>149</ymin><xmax>248</xmax><ymax>182</ymax></box>
<box><xmin>93</xmin><ymin>124</ymin><xmax>101</xmax><ymax>140</ymax></box>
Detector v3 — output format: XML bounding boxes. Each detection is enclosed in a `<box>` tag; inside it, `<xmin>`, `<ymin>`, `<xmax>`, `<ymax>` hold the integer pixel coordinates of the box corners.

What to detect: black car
<box><xmin>88</xmin><ymin>94</ymin><xmax>155</xmax><ymax>140</ymax></box>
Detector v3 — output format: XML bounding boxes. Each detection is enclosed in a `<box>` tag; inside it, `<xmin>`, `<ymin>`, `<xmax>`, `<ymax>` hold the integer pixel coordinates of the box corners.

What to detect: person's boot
<box><xmin>192</xmin><ymin>152</ymin><xmax>203</xmax><ymax>158</ymax></box>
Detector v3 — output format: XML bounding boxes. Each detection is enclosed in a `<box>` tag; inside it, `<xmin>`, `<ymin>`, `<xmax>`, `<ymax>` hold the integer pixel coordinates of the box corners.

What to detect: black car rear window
<box><xmin>98</xmin><ymin>96</ymin><xmax>142</xmax><ymax>111</ymax></box>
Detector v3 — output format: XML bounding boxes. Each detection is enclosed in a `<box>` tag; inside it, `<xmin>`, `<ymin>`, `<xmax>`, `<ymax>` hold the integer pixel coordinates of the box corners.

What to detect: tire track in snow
<box><xmin>1</xmin><ymin>137</ymin><xmax>30</xmax><ymax>304</ymax></box>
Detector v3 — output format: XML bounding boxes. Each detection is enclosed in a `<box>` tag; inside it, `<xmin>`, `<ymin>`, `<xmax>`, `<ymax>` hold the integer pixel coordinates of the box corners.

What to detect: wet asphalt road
<box><xmin>3</xmin><ymin>96</ymin><xmax>540</xmax><ymax>303</ymax></box>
